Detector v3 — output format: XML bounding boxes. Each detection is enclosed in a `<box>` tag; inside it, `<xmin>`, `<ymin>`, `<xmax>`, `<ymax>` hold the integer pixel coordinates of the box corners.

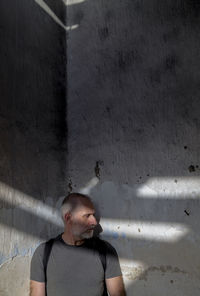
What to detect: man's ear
<box><xmin>64</xmin><ymin>212</ymin><xmax>71</xmax><ymax>223</ymax></box>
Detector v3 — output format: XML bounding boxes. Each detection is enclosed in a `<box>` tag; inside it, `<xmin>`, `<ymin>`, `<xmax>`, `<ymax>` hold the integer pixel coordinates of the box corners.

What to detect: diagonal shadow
<box><xmin>42</xmin><ymin>0</ymin><xmax>67</xmax><ymax>25</ymax></box>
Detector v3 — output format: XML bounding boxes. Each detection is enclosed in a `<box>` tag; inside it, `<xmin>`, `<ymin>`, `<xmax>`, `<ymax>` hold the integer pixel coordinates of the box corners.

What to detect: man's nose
<box><xmin>89</xmin><ymin>215</ymin><xmax>97</xmax><ymax>226</ymax></box>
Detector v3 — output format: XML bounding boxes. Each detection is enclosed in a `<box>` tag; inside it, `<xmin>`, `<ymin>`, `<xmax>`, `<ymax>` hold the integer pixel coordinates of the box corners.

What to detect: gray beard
<box><xmin>79</xmin><ymin>230</ymin><xmax>94</xmax><ymax>239</ymax></box>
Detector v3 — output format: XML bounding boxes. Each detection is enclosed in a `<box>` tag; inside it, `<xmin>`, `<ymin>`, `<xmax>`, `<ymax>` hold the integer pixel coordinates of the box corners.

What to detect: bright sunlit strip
<box><xmin>0</xmin><ymin>182</ymin><xmax>63</xmax><ymax>227</ymax></box>
<box><xmin>34</xmin><ymin>0</ymin><xmax>79</xmax><ymax>31</ymax></box>
<box><xmin>79</xmin><ymin>177</ymin><xmax>99</xmax><ymax>195</ymax></box>
<box><xmin>120</xmin><ymin>259</ymin><xmax>148</xmax><ymax>285</ymax></box>
<box><xmin>64</xmin><ymin>0</ymin><xmax>86</xmax><ymax>5</ymax></box>
<box><xmin>137</xmin><ymin>177</ymin><xmax>200</xmax><ymax>199</ymax></box>
<box><xmin>100</xmin><ymin>219</ymin><xmax>189</xmax><ymax>243</ymax></box>
<box><xmin>120</xmin><ymin>259</ymin><xmax>147</xmax><ymax>269</ymax></box>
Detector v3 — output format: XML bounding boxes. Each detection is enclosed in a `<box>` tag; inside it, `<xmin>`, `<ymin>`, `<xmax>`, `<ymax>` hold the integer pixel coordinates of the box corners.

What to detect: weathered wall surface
<box><xmin>67</xmin><ymin>0</ymin><xmax>200</xmax><ymax>295</ymax></box>
<box><xmin>1</xmin><ymin>0</ymin><xmax>200</xmax><ymax>295</ymax></box>
<box><xmin>0</xmin><ymin>0</ymin><xmax>67</xmax><ymax>294</ymax></box>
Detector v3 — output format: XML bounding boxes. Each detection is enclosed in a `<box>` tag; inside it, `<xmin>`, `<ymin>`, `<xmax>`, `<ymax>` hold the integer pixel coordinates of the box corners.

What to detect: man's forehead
<box><xmin>76</xmin><ymin>198</ymin><xmax>95</xmax><ymax>211</ymax></box>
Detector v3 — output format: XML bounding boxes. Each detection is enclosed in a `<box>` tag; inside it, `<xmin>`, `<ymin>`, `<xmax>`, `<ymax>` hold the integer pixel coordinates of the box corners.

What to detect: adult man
<box><xmin>30</xmin><ymin>193</ymin><xmax>126</xmax><ymax>296</ymax></box>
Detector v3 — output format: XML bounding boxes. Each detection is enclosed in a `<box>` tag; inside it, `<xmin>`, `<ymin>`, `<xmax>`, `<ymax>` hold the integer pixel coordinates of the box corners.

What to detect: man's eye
<box><xmin>84</xmin><ymin>214</ymin><xmax>90</xmax><ymax>218</ymax></box>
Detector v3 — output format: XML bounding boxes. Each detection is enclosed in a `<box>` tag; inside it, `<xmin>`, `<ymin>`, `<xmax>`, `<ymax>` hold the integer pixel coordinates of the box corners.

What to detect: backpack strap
<box><xmin>43</xmin><ymin>238</ymin><xmax>54</xmax><ymax>296</ymax></box>
<box><xmin>92</xmin><ymin>237</ymin><xmax>108</xmax><ymax>296</ymax></box>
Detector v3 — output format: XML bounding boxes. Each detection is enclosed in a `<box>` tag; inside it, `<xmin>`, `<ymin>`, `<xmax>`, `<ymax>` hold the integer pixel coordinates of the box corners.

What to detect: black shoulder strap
<box><xmin>96</xmin><ymin>238</ymin><xmax>107</xmax><ymax>270</ymax></box>
<box><xmin>93</xmin><ymin>238</ymin><xmax>108</xmax><ymax>296</ymax></box>
<box><xmin>43</xmin><ymin>238</ymin><xmax>54</xmax><ymax>296</ymax></box>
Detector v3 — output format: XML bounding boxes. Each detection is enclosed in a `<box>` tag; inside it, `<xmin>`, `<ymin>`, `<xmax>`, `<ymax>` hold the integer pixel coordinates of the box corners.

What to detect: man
<box><xmin>30</xmin><ymin>193</ymin><xmax>126</xmax><ymax>296</ymax></box>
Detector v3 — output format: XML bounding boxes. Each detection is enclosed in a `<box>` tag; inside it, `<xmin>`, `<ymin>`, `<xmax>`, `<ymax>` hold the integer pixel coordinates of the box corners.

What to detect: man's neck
<box><xmin>62</xmin><ymin>232</ymin><xmax>85</xmax><ymax>246</ymax></box>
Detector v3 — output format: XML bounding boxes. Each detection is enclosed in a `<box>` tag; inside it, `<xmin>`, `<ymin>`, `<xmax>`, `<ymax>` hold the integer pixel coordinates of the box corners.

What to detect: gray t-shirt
<box><xmin>30</xmin><ymin>235</ymin><xmax>122</xmax><ymax>296</ymax></box>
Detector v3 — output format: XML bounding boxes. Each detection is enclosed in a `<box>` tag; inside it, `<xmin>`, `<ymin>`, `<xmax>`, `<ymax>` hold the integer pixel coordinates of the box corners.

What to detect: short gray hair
<box><xmin>61</xmin><ymin>192</ymin><xmax>91</xmax><ymax>221</ymax></box>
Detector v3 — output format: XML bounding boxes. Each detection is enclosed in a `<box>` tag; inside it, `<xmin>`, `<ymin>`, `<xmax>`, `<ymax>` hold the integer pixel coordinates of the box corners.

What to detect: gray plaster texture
<box><xmin>0</xmin><ymin>256</ymin><xmax>31</xmax><ymax>296</ymax></box>
<box><xmin>66</xmin><ymin>0</ymin><xmax>200</xmax><ymax>295</ymax></box>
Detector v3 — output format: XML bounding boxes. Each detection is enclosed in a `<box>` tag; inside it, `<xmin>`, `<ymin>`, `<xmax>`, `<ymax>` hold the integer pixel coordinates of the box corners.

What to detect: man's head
<box><xmin>61</xmin><ymin>193</ymin><xmax>97</xmax><ymax>240</ymax></box>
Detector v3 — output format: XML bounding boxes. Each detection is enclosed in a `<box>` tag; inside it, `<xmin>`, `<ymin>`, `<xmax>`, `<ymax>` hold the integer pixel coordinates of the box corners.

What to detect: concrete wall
<box><xmin>1</xmin><ymin>0</ymin><xmax>200</xmax><ymax>295</ymax></box>
<box><xmin>0</xmin><ymin>0</ymin><xmax>67</xmax><ymax>294</ymax></box>
<box><xmin>67</xmin><ymin>0</ymin><xmax>200</xmax><ymax>295</ymax></box>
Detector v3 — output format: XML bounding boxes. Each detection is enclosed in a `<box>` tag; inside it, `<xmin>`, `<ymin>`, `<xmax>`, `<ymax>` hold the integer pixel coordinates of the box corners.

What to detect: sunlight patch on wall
<box><xmin>34</xmin><ymin>0</ymin><xmax>79</xmax><ymax>31</ymax></box>
<box><xmin>64</xmin><ymin>0</ymin><xmax>86</xmax><ymax>5</ymax></box>
<box><xmin>100</xmin><ymin>219</ymin><xmax>189</xmax><ymax>243</ymax></box>
<box><xmin>137</xmin><ymin>177</ymin><xmax>200</xmax><ymax>199</ymax></box>
<box><xmin>120</xmin><ymin>259</ymin><xmax>148</xmax><ymax>286</ymax></box>
<box><xmin>0</xmin><ymin>182</ymin><xmax>63</xmax><ymax>227</ymax></box>
<box><xmin>79</xmin><ymin>177</ymin><xmax>99</xmax><ymax>195</ymax></box>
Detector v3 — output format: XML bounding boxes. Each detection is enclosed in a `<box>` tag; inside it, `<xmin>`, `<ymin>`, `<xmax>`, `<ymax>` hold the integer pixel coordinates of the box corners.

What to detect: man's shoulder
<box><xmin>33</xmin><ymin>242</ymin><xmax>46</xmax><ymax>255</ymax></box>
<box><xmin>33</xmin><ymin>234</ymin><xmax>62</xmax><ymax>256</ymax></box>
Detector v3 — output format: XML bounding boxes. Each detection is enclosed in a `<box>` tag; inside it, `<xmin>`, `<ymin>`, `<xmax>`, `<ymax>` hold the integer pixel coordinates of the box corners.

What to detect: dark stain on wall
<box><xmin>165</xmin><ymin>54</ymin><xmax>180</xmax><ymax>72</ymax></box>
<box><xmin>68</xmin><ymin>179</ymin><xmax>73</xmax><ymax>193</ymax></box>
<box><xmin>188</xmin><ymin>165</ymin><xmax>195</xmax><ymax>172</ymax></box>
<box><xmin>138</xmin><ymin>265</ymin><xmax>187</xmax><ymax>281</ymax></box>
<box><xmin>95</xmin><ymin>161</ymin><xmax>101</xmax><ymax>178</ymax></box>
<box><xmin>94</xmin><ymin>161</ymin><xmax>104</xmax><ymax>179</ymax></box>
<box><xmin>115</xmin><ymin>49</ymin><xmax>141</xmax><ymax>73</ymax></box>
<box><xmin>149</xmin><ymin>53</ymin><xmax>180</xmax><ymax>86</ymax></box>
<box><xmin>98</xmin><ymin>27</ymin><xmax>109</xmax><ymax>41</ymax></box>
<box><xmin>184</xmin><ymin>209</ymin><xmax>190</xmax><ymax>216</ymax></box>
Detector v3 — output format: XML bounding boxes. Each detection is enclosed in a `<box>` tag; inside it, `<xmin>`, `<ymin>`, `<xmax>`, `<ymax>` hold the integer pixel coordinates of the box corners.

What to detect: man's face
<box><xmin>69</xmin><ymin>199</ymin><xmax>97</xmax><ymax>240</ymax></box>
